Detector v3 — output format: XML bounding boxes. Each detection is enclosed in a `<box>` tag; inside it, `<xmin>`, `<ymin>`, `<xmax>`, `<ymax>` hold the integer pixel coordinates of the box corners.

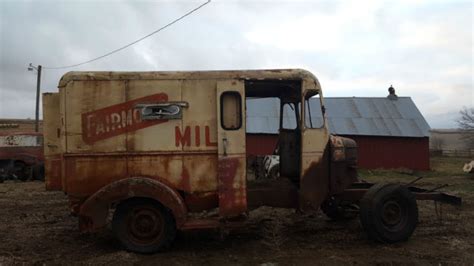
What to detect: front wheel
<box><xmin>360</xmin><ymin>183</ymin><xmax>418</xmax><ymax>243</ymax></box>
<box><xmin>112</xmin><ymin>198</ymin><xmax>176</xmax><ymax>253</ymax></box>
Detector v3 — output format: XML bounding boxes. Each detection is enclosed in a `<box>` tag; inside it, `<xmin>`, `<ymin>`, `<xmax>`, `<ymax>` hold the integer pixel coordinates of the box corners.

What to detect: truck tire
<box><xmin>112</xmin><ymin>198</ymin><xmax>176</xmax><ymax>253</ymax></box>
<box><xmin>360</xmin><ymin>183</ymin><xmax>418</xmax><ymax>243</ymax></box>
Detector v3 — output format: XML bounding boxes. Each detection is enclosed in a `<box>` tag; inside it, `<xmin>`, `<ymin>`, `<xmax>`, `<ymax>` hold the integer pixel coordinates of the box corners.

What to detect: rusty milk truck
<box><xmin>43</xmin><ymin>69</ymin><xmax>461</xmax><ymax>253</ymax></box>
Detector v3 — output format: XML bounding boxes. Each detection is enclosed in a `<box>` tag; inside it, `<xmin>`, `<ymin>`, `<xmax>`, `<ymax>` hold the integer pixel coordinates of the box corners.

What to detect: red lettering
<box><xmin>81</xmin><ymin>93</ymin><xmax>168</xmax><ymax>144</ymax></box>
<box><xmin>175</xmin><ymin>126</ymin><xmax>191</xmax><ymax>147</ymax></box>
<box><xmin>195</xmin><ymin>126</ymin><xmax>200</xmax><ymax>147</ymax></box>
<box><xmin>205</xmin><ymin>126</ymin><xmax>217</xmax><ymax>147</ymax></box>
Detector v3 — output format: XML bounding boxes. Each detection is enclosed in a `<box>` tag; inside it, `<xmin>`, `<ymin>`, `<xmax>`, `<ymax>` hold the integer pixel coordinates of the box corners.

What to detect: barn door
<box><xmin>216</xmin><ymin>80</ymin><xmax>247</xmax><ymax>217</ymax></box>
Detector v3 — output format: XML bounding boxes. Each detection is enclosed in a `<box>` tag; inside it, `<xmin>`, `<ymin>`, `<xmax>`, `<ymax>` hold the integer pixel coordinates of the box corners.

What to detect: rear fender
<box><xmin>78</xmin><ymin>177</ymin><xmax>187</xmax><ymax>232</ymax></box>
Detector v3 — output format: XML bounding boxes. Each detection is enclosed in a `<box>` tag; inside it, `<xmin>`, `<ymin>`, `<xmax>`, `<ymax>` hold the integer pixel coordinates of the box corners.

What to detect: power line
<box><xmin>44</xmin><ymin>0</ymin><xmax>211</xmax><ymax>70</ymax></box>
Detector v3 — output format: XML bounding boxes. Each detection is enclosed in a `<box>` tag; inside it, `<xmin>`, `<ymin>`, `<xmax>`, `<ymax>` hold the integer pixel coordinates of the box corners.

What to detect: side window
<box><xmin>304</xmin><ymin>92</ymin><xmax>324</xmax><ymax>128</ymax></box>
<box><xmin>221</xmin><ymin>91</ymin><xmax>242</xmax><ymax>130</ymax></box>
<box><xmin>282</xmin><ymin>103</ymin><xmax>297</xmax><ymax>129</ymax></box>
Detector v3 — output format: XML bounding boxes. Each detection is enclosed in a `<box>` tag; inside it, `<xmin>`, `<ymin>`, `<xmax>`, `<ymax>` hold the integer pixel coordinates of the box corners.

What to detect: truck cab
<box><xmin>43</xmin><ymin>69</ymin><xmax>460</xmax><ymax>253</ymax></box>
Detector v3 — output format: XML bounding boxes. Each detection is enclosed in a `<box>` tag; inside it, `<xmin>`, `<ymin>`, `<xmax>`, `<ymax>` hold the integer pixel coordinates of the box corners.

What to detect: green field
<box><xmin>359</xmin><ymin>156</ymin><xmax>474</xmax><ymax>196</ymax></box>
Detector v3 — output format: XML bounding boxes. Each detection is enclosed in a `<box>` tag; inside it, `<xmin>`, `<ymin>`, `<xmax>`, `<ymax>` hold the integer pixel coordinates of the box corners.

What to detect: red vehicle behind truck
<box><xmin>0</xmin><ymin>132</ymin><xmax>45</xmax><ymax>182</ymax></box>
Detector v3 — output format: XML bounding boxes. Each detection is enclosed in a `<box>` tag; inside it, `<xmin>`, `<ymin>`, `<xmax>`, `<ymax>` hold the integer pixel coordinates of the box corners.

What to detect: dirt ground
<box><xmin>0</xmin><ymin>156</ymin><xmax>473</xmax><ymax>265</ymax></box>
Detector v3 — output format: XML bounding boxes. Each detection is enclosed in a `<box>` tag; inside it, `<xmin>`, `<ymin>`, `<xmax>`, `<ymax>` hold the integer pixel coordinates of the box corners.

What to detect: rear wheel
<box><xmin>360</xmin><ymin>183</ymin><xmax>418</xmax><ymax>243</ymax></box>
<box><xmin>112</xmin><ymin>198</ymin><xmax>176</xmax><ymax>253</ymax></box>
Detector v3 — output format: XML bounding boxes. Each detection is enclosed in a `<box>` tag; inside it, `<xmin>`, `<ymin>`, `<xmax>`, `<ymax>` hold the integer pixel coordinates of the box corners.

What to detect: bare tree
<box><xmin>457</xmin><ymin>107</ymin><xmax>474</xmax><ymax>149</ymax></box>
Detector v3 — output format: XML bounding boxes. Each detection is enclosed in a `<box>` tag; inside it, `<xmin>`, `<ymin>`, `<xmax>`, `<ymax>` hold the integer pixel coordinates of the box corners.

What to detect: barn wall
<box><xmin>342</xmin><ymin>135</ymin><xmax>430</xmax><ymax>171</ymax></box>
<box><xmin>246</xmin><ymin>134</ymin><xmax>278</xmax><ymax>156</ymax></box>
<box><xmin>246</xmin><ymin>133</ymin><xmax>430</xmax><ymax>171</ymax></box>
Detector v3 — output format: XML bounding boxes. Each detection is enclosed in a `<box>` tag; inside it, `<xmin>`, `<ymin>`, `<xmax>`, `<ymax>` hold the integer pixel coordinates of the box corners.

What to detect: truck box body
<box><xmin>42</xmin><ymin>69</ymin><xmax>462</xmax><ymax>253</ymax></box>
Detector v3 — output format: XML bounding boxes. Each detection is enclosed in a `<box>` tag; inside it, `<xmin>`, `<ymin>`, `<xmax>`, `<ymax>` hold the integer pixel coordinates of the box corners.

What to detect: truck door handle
<box><xmin>47</xmin><ymin>144</ymin><xmax>58</xmax><ymax>148</ymax></box>
<box><xmin>223</xmin><ymin>138</ymin><xmax>228</xmax><ymax>156</ymax></box>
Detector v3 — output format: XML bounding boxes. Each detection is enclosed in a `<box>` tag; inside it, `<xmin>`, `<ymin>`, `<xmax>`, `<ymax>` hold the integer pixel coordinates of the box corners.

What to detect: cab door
<box><xmin>299</xmin><ymin>80</ymin><xmax>330</xmax><ymax>211</ymax></box>
<box><xmin>216</xmin><ymin>80</ymin><xmax>247</xmax><ymax>217</ymax></box>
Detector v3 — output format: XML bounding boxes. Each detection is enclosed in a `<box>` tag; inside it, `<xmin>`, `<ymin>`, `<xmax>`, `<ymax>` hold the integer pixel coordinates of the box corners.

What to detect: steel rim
<box><xmin>382</xmin><ymin>200</ymin><xmax>403</xmax><ymax>227</ymax></box>
<box><xmin>126</xmin><ymin>206</ymin><xmax>164</xmax><ymax>245</ymax></box>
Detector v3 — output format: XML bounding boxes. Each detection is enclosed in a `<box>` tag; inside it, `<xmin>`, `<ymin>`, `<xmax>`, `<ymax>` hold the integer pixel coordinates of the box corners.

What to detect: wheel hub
<box><xmin>128</xmin><ymin>207</ymin><xmax>163</xmax><ymax>243</ymax></box>
<box><xmin>382</xmin><ymin>200</ymin><xmax>402</xmax><ymax>226</ymax></box>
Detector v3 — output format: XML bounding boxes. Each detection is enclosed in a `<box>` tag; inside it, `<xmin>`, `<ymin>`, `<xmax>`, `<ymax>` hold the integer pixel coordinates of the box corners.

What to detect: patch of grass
<box><xmin>427</xmin><ymin>156</ymin><xmax>471</xmax><ymax>177</ymax></box>
<box><xmin>358</xmin><ymin>156</ymin><xmax>474</xmax><ymax>194</ymax></box>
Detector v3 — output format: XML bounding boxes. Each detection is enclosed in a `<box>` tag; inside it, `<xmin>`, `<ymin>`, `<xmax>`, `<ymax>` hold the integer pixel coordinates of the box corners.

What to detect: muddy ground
<box><xmin>0</xmin><ymin>157</ymin><xmax>473</xmax><ymax>265</ymax></box>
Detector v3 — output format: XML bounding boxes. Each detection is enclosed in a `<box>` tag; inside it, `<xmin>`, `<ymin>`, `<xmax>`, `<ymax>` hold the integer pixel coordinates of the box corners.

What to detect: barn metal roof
<box><xmin>246</xmin><ymin>97</ymin><xmax>431</xmax><ymax>138</ymax></box>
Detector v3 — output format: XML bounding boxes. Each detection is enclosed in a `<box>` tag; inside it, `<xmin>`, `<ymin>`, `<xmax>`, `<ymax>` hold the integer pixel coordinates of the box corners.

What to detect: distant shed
<box><xmin>246</xmin><ymin>96</ymin><xmax>431</xmax><ymax>171</ymax></box>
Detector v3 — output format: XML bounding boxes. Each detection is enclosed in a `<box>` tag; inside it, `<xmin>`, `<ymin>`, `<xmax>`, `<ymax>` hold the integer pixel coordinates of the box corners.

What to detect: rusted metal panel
<box><xmin>126</xmin><ymin>80</ymin><xmax>182</xmax><ymax>152</ymax></box>
<box><xmin>45</xmin><ymin>156</ymin><xmax>62</xmax><ymax>190</ymax></box>
<box><xmin>58</xmin><ymin>69</ymin><xmax>320</xmax><ymax>88</ymax></box>
<box><xmin>299</xmin><ymin>79</ymin><xmax>330</xmax><ymax>211</ymax></box>
<box><xmin>64</xmin><ymin>155</ymin><xmax>128</xmax><ymax>198</ymax></box>
<box><xmin>79</xmin><ymin>177</ymin><xmax>187</xmax><ymax>232</ymax></box>
<box><xmin>65</xmin><ymin>80</ymin><xmax>127</xmax><ymax>153</ymax></box>
<box><xmin>328</xmin><ymin>135</ymin><xmax>359</xmax><ymax>195</ymax></box>
<box><xmin>217</xmin><ymin>157</ymin><xmax>246</xmax><ymax>216</ymax></box>
<box><xmin>216</xmin><ymin>80</ymin><xmax>247</xmax><ymax>217</ymax></box>
<box><xmin>182</xmin><ymin>79</ymin><xmax>218</xmax><ymax>152</ymax></box>
<box><xmin>184</xmin><ymin>192</ymin><xmax>218</xmax><ymax>212</ymax></box>
<box><xmin>43</xmin><ymin>92</ymin><xmax>62</xmax><ymax>190</ymax></box>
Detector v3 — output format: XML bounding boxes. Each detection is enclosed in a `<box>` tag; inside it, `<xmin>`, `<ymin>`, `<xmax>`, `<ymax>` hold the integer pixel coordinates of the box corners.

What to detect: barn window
<box><xmin>221</xmin><ymin>91</ymin><xmax>242</xmax><ymax>130</ymax></box>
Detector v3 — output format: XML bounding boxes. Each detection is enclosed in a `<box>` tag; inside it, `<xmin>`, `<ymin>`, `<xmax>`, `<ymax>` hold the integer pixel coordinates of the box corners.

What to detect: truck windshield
<box><xmin>304</xmin><ymin>92</ymin><xmax>324</xmax><ymax>129</ymax></box>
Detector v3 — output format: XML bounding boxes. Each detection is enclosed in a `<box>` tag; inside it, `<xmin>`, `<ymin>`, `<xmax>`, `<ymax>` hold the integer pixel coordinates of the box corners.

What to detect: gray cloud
<box><xmin>0</xmin><ymin>0</ymin><xmax>472</xmax><ymax>129</ymax></box>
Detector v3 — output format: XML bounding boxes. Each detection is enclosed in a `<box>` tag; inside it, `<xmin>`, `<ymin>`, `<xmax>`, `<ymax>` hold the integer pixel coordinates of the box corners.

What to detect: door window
<box><xmin>221</xmin><ymin>91</ymin><xmax>242</xmax><ymax>130</ymax></box>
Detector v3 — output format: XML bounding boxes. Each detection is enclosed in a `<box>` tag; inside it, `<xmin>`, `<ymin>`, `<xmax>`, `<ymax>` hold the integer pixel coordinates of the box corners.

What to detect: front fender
<box><xmin>78</xmin><ymin>177</ymin><xmax>187</xmax><ymax>232</ymax></box>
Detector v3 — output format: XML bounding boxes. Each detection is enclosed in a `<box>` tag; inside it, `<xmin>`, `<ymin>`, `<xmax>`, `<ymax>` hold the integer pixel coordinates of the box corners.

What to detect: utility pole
<box><xmin>28</xmin><ymin>63</ymin><xmax>42</xmax><ymax>132</ymax></box>
<box><xmin>35</xmin><ymin>65</ymin><xmax>42</xmax><ymax>132</ymax></box>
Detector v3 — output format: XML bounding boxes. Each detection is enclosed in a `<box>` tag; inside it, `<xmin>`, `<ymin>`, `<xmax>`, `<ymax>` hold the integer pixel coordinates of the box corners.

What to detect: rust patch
<box><xmin>81</xmin><ymin>93</ymin><xmax>168</xmax><ymax>144</ymax></box>
<box><xmin>329</xmin><ymin>135</ymin><xmax>359</xmax><ymax>195</ymax></box>
<box><xmin>299</xmin><ymin>145</ymin><xmax>330</xmax><ymax>211</ymax></box>
<box><xmin>45</xmin><ymin>155</ymin><xmax>62</xmax><ymax>191</ymax></box>
<box><xmin>218</xmin><ymin>157</ymin><xmax>246</xmax><ymax>217</ymax></box>
<box><xmin>184</xmin><ymin>192</ymin><xmax>218</xmax><ymax>212</ymax></box>
<box><xmin>79</xmin><ymin>177</ymin><xmax>187</xmax><ymax>232</ymax></box>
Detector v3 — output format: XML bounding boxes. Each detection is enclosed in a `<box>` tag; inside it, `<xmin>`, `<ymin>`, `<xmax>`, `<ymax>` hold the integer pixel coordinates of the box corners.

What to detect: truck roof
<box><xmin>58</xmin><ymin>68</ymin><xmax>320</xmax><ymax>89</ymax></box>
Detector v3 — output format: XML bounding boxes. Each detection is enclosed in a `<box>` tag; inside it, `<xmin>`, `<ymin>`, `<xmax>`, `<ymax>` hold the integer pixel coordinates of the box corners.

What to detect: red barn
<box><xmin>246</xmin><ymin>95</ymin><xmax>431</xmax><ymax>171</ymax></box>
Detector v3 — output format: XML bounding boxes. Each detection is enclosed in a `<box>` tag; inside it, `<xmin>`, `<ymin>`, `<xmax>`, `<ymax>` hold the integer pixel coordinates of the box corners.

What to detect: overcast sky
<box><xmin>0</xmin><ymin>0</ymin><xmax>472</xmax><ymax>128</ymax></box>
